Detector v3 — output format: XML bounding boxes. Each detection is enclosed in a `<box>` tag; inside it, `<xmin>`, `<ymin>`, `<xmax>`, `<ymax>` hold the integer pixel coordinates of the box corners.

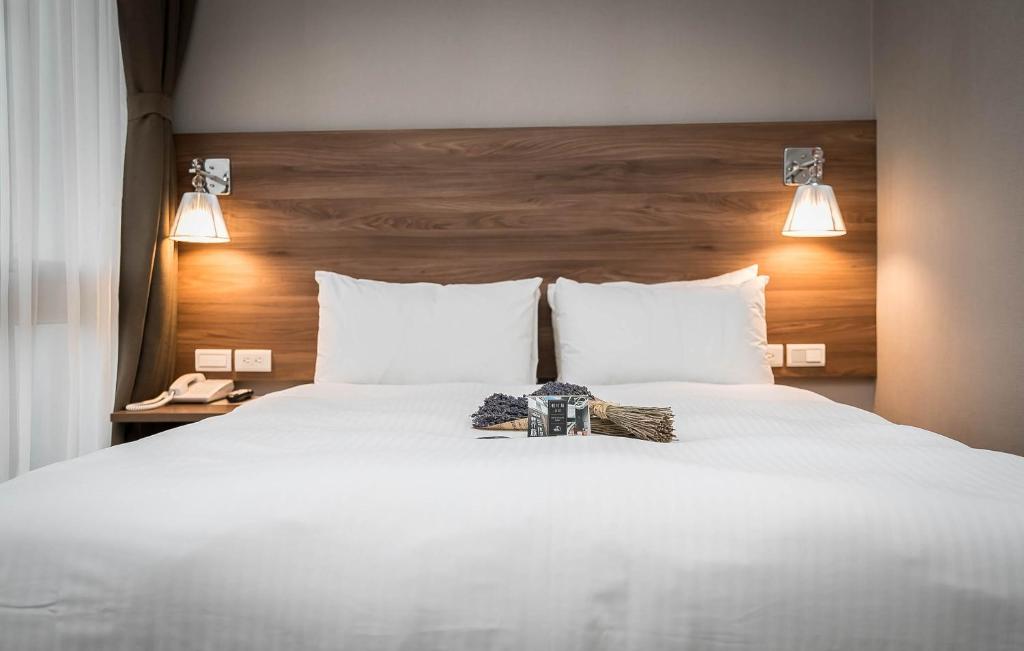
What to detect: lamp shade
<box><xmin>782</xmin><ymin>182</ymin><xmax>846</xmax><ymax>237</ymax></box>
<box><xmin>170</xmin><ymin>192</ymin><xmax>230</xmax><ymax>243</ymax></box>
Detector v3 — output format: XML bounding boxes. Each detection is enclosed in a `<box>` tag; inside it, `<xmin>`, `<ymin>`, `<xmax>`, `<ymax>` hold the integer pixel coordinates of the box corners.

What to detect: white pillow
<box><xmin>315</xmin><ymin>272</ymin><xmax>542</xmax><ymax>384</ymax></box>
<box><xmin>547</xmin><ymin>265</ymin><xmax>760</xmax><ymax>377</ymax></box>
<box><xmin>550</xmin><ymin>275</ymin><xmax>772</xmax><ymax>385</ymax></box>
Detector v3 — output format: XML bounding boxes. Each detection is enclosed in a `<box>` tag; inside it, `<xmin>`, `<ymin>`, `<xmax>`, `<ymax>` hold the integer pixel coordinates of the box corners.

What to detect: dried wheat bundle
<box><xmin>589</xmin><ymin>417</ymin><xmax>640</xmax><ymax>438</ymax></box>
<box><xmin>589</xmin><ymin>400</ymin><xmax>676</xmax><ymax>443</ymax></box>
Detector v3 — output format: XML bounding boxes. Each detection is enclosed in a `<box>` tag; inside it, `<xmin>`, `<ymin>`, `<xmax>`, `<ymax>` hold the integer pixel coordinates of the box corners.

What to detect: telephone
<box><xmin>125</xmin><ymin>373</ymin><xmax>235</xmax><ymax>411</ymax></box>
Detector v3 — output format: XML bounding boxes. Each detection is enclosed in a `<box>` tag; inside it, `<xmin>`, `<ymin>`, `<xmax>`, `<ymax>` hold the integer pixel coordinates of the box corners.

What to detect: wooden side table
<box><xmin>110</xmin><ymin>380</ymin><xmax>303</xmax><ymax>443</ymax></box>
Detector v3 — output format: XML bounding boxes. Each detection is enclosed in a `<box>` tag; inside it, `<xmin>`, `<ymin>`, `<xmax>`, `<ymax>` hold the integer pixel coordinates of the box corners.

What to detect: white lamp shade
<box><xmin>170</xmin><ymin>192</ymin><xmax>230</xmax><ymax>243</ymax></box>
<box><xmin>782</xmin><ymin>183</ymin><xmax>846</xmax><ymax>237</ymax></box>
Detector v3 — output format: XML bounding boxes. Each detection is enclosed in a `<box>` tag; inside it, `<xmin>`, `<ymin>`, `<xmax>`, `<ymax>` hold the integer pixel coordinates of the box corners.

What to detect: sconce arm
<box><xmin>783</xmin><ymin>147</ymin><xmax>825</xmax><ymax>185</ymax></box>
<box><xmin>191</xmin><ymin>168</ymin><xmax>230</xmax><ymax>190</ymax></box>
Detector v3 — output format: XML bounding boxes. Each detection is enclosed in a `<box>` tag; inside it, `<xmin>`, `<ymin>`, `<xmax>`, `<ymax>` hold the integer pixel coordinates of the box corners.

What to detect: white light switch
<box><xmin>195</xmin><ymin>348</ymin><xmax>232</xmax><ymax>372</ymax></box>
<box><xmin>235</xmin><ymin>349</ymin><xmax>272</xmax><ymax>372</ymax></box>
<box><xmin>766</xmin><ymin>344</ymin><xmax>785</xmax><ymax>368</ymax></box>
<box><xmin>787</xmin><ymin>343</ymin><xmax>826</xmax><ymax>367</ymax></box>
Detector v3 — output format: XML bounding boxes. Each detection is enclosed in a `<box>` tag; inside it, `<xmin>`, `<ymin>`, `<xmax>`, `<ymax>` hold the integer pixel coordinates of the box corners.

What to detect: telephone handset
<box><xmin>125</xmin><ymin>373</ymin><xmax>235</xmax><ymax>411</ymax></box>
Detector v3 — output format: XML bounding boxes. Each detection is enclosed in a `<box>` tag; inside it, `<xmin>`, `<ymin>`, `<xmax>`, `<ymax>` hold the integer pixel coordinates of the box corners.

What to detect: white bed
<box><xmin>1</xmin><ymin>382</ymin><xmax>1022</xmax><ymax>650</ymax></box>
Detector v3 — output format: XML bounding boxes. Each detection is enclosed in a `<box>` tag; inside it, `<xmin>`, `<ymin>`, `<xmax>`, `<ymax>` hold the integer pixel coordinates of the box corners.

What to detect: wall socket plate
<box><xmin>194</xmin><ymin>348</ymin><xmax>232</xmax><ymax>372</ymax></box>
<box><xmin>234</xmin><ymin>349</ymin><xmax>272</xmax><ymax>372</ymax></box>
<box><xmin>787</xmin><ymin>343</ymin><xmax>826</xmax><ymax>367</ymax></box>
<box><xmin>766</xmin><ymin>344</ymin><xmax>785</xmax><ymax>368</ymax></box>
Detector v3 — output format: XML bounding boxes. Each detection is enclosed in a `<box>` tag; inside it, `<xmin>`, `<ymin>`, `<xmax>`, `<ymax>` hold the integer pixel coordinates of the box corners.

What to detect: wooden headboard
<box><xmin>175</xmin><ymin>120</ymin><xmax>875</xmax><ymax>381</ymax></box>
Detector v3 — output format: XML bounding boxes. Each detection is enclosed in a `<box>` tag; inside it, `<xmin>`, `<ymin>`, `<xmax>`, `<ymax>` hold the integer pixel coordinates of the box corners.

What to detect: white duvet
<box><xmin>1</xmin><ymin>382</ymin><xmax>1022</xmax><ymax>651</ymax></box>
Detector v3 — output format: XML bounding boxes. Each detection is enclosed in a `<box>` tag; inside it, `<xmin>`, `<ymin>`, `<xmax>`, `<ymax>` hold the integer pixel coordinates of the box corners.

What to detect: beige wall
<box><xmin>175</xmin><ymin>0</ymin><xmax>873</xmax><ymax>132</ymax></box>
<box><xmin>175</xmin><ymin>0</ymin><xmax>878</xmax><ymax>410</ymax></box>
<box><xmin>874</xmin><ymin>0</ymin><xmax>1024</xmax><ymax>453</ymax></box>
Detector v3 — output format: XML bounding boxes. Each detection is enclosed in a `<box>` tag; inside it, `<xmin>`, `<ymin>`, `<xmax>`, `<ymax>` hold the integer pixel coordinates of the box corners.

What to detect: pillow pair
<box><xmin>315</xmin><ymin>267</ymin><xmax>772</xmax><ymax>385</ymax></box>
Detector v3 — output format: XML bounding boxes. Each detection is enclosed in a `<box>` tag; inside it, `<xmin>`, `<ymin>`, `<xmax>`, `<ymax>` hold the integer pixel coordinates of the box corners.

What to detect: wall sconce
<box><xmin>781</xmin><ymin>147</ymin><xmax>846</xmax><ymax>237</ymax></box>
<box><xmin>170</xmin><ymin>158</ymin><xmax>231</xmax><ymax>243</ymax></box>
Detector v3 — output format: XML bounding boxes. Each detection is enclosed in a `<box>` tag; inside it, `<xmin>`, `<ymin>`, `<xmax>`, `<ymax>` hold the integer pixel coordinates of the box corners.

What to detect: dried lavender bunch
<box><xmin>470</xmin><ymin>393</ymin><xmax>528</xmax><ymax>428</ymax></box>
<box><xmin>470</xmin><ymin>382</ymin><xmax>593</xmax><ymax>428</ymax></box>
<box><xmin>529</xmin><ymin>382</ymin><xmax>593</xmax><ymax>398</ymax></box>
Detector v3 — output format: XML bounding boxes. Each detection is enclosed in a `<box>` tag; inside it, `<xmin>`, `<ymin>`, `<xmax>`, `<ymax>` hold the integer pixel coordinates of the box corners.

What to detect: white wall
<box><xmin>874</xmin><ymin>0</ymin><xmax>1024</xmax><ymax>454</ymax></box>
<box><xmin>176</xmin><ymin>0</ymin><xmax>873</xmax><ymax>132</ymax></box>
<box><xmin>175</xmin><ymin>0</ymin><xmax>877</xmax><ymax>409</ymax></box>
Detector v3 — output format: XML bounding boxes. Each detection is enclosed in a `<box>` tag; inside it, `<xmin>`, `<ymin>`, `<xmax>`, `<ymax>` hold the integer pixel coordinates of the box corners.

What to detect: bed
<box><xmin>2</xmin><ymin>381</ymin><xmax>1022</xmax><ymax>650</ymax></box>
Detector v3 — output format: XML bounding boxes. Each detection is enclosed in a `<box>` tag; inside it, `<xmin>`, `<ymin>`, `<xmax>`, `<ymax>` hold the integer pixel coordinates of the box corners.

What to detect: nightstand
<box><xmin>110</xmin><ymin>380</ymin><xmax>302</xmax><ymax>443</ymax></box>
<box><xmin>111</xmin><ymin>399</ymin><xmax>241</xmax><ymax>442</ymax></box>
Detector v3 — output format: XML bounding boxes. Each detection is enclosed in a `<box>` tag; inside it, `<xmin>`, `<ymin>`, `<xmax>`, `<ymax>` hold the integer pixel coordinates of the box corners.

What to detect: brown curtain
<box><xmin>114</xmin><ymin>0</ymin><xmax>197</xmax><ymax>420</ymax></box>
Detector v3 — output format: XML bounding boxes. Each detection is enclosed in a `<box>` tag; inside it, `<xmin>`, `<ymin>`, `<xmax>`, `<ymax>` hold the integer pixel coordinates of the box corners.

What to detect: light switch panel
<box><xmin>195</xmin><ymin>348</ymin><xmax>232</xmax><ymax>372</ymax></box>
<box><xmin>766</xmin><ymin>344</ymin><xmax>785</xmax><ymax>368</ymax></box>
<box><xmin>235</xmin><ymin>349</ymin><xmax>272</xmax><ymax>372</ymax></box>
<box><xmin>787</xmin><ymin>343</ymin><xmax>826</xmax><ymax>367</ymax></box>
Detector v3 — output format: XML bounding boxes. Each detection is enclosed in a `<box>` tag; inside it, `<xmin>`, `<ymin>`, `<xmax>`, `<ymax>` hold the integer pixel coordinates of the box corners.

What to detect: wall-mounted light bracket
<box><xmin>783</xmin><ymin>147</ymin><xmax>824</xmax><ymax>186</ymax></box>
<box><xmin>189</xmin><ymin>158</ymin><xmax>231</xmax><ymax>195</ymax></box>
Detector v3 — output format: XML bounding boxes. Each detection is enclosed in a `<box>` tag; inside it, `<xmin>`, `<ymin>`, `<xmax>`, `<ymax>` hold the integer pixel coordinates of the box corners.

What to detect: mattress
<box><xmin>1</xmin><ymin>382</ymin><xmax>1022</xmax><ymax>650</ymax></box>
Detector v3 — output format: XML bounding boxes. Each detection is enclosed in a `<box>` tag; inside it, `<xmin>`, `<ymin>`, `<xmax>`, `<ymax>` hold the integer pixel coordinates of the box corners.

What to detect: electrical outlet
<box><xmin>234</xmin><ymin>349</ymin><xmax>272</xmax><ymax>372</ymax></box>
<box><xmin>766</xmin><ymin>344</ymin><xmax>785</xmax><ymax>368</ymax></box>
<box><xmin>786</xmin><ymin>343</ymin><xmax>826</xmax><ymax>367</ymax></box>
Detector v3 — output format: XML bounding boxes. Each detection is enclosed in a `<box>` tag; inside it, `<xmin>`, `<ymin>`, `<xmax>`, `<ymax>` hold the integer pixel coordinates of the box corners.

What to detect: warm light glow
<box><xmin>170</xmin><ymin>192</ymin><xmax>230</xmax><ymax>243</ymax></box>
<box><xmin>782</xmin><ymin>182</ymin><xmax>846</xmax><ymax>237</ymax></box>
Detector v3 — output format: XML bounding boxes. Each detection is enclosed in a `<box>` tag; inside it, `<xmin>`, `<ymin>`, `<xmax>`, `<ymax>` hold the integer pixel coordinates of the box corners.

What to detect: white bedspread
<box><xmin>1</xmin><ymin>382</ymin><xmax>1022</xmax><ymax>651</ymax></box>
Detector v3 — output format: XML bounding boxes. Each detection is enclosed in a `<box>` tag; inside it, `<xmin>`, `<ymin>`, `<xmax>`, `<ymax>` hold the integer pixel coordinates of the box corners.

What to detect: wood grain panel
<box><xmin>175</xmin><ymin>121</ymin><xmax>876</xmax><ymax>381</ymax></box>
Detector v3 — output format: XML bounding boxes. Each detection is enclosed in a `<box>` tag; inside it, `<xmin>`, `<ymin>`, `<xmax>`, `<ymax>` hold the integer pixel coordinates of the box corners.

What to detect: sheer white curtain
<box><xmin>0</xmin><ymin>0</ymin><xmax>126</xmax><ymax>481</ymax></box>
